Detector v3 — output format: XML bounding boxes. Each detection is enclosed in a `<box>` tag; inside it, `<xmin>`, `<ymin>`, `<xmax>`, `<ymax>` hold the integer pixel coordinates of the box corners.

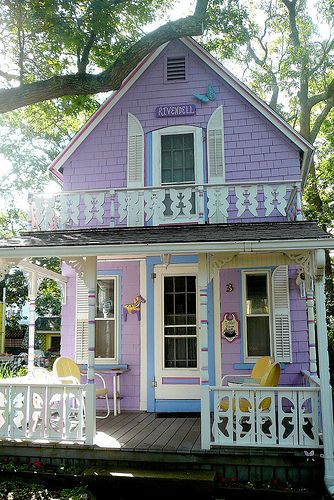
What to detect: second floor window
<box><xmin>161</xmin><ymin>133</ymin><xmax>195</xmax><ymax>184</ymax></box>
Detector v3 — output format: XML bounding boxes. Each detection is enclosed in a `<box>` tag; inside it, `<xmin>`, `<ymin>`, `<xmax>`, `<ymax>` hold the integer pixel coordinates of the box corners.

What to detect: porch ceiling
<box><xmin>0</xmin><ymin>221</ymin><xmax>332</xmax><ymax>258</ymax></box>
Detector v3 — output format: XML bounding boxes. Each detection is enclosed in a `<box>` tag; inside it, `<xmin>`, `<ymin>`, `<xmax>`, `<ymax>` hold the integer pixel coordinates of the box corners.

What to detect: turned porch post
<box><xmin>27</xmin><ymin>271</ymin><xmax>38</xmax><ymax>374</ymax></box>
<box><xmin>83</xmin><ymin>256</ymin><xmax>97</xmax><ymax>445</ymax></box>
<box><xmin>199</xmin><ymin>253</ymin><xmax>211</xmax><ymax>449</ymax></box>
<box><xmin>313</xmin><ymin>249</ymin><xmax>334</xmax><ymax>494</ymax></box>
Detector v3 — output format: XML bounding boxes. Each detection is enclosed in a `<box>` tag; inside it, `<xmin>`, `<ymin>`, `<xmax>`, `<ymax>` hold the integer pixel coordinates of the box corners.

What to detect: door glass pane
<box><xmin>163</xmin><ymin>276</ymin><xmax>197</xmax><ymax>368</ymax></box>
<box><xmin>246</xmin><ymin>274</ymin><xmax>268</xmax><ymax>314</ymax></box>
<box><xmin>247</xmin><ymin>317</ymin><xmax>270</xmax><ymax>357</ymax></box>
<box><xmin>96</xmin><ymin>320</ymin><xmax>115</xmax><ymax>358</ymax></box>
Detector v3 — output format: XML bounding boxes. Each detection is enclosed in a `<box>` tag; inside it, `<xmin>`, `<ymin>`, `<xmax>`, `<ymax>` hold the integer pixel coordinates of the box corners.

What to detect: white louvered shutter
<box><xmin>207</xmin><ymin>105</ymin><xmax>225</xmax><ymax>183</ymax></box>
<box><xmin>76</xmin><ymin>275</ymin><xmax>88</xmax><ymax>364</ymax></box>
<box><xmin>272</xmin><ymin>265</ymin><xmax>292</xmax><ymax>363</ymax></box>
<box><xmin>127</xmin><ymin>113</ymin><xmax>144</xmax><ymax>188</ymax></box>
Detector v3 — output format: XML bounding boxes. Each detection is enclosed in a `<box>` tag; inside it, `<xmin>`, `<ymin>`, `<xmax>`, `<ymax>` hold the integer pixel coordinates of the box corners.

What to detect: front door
<box><xmin>154</xmin><ymin>264</ymin><xmax>200</xmax><ymax>401</ymax></box>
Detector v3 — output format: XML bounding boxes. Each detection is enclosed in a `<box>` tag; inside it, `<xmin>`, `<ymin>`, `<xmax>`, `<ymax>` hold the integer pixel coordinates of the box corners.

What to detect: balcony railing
<box><xmin>29</xmin><ymin>181</ymin><xmax>302</xmax><ymax>231</ymax></box>
<box><xmin>201</xmin><ymin>385</ymin><xmax>322</xmax><ymax>450</ymax></box>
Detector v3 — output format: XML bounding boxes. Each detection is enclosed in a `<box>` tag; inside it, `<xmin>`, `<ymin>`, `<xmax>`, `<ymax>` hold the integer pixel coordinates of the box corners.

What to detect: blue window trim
<box><xmin>97</xmin><ymin>270</ymin><xmax>123</xmax><ymax>365</ymax></box>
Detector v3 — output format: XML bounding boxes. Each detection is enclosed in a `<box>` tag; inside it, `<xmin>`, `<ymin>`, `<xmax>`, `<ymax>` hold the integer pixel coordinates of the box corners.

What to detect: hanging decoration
<box><xmin>193</xmin><ymin>83</ymin><xmax>216</xmax><ymax>103</ymax></box>
<box><xmin>221</xmin><ymin>313</ymin><xmax>239</xmax><ymax>342</ymax></box>
<box><xmin>123</xmin><ymin>293</ymin><xmax>146</xmax><ymax>321</ymax></box>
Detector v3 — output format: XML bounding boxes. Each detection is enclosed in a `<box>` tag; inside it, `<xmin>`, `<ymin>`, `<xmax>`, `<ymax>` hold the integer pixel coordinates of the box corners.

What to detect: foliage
<box><xmin>0</xmin><ymin>361</ymin><xmax>27</xmax><ymax>379</ymax></box>
<box><xmin>0</xmin><ymin>480</ymin><xmax>95</xmax><ymax>499</ymax></box>
<box><xmin>0</xmin><ymin>209</ymin><xmax>27</xmax><ymax>238</ymax></box>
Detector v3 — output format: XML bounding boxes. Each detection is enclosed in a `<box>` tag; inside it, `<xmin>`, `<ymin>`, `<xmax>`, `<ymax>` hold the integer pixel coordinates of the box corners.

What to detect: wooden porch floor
<box><xmin>95</xmin><ymin>411</ymin><xmax>202</xmax><ymax>453</ymax></box>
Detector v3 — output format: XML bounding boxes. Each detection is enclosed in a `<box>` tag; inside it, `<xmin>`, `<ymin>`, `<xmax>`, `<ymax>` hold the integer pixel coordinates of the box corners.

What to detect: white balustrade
<box><xmin>30</xmin><ymin>181</ymin><xmax>296</xmax><ymax>230</ymax></box>
<box><xmin>205</xmin><ymin>385</ymin><xmax>322</xmax><ymax>449</ymax></box>
<box><xmin>0</xmin><ymin>382</ymin><xmax>85</xmax><ymax>442</ymax></box>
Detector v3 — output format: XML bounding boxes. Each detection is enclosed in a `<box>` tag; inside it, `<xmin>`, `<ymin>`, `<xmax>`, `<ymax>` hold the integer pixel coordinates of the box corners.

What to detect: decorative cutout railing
<box><xmin>0</xmin><ymin>382</ymin><xmax>85</xmax><ymax>442</ymax></box>
<box><xmin>202</xmin><ymin>385</ymin><xmax>322</xmax><ymax>450</ymax></box>
<box><xmin>29</xmin><ymin>181</ymin><xmax>300</xmax><ymax>231</ymax></box>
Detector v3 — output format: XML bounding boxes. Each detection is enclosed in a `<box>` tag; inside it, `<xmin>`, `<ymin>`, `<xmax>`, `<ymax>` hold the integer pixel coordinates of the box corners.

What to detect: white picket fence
<box><xmin>201</xmin><ymin>385</ymin><xmax>322</xmax><ymax>449</ymax></box>
<box><xmin>0</xmin><ymin>382</ymin><xmax>86</xmax><ymax>442</ymax></box>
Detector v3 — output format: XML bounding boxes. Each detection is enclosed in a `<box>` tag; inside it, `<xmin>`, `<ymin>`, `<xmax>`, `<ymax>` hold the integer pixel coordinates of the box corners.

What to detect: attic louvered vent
<box><xmin>166</xmin><ymin>56</ymin><xmax>186</xmax><ymax>82</ymax></box>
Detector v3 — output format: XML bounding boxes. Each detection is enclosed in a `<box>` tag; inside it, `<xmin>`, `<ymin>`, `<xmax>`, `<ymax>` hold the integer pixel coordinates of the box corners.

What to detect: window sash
<box><xmin>161</xmin><ymin>133</ymin><xmax>195</xmax><ymax>184</ymax></box>
<box><xmin>243</xmin><ymin>271</ymin><xmax>272</xmax><ymax>361</ymax></box>
<box><xmin>95</xmin><ymin>276</ymin><xmax>117</xmax><ymax>361</ymax></box>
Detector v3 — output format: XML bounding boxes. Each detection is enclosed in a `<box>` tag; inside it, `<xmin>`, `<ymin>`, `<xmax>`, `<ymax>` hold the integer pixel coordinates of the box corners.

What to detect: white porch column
<box><xmin>27</xmin><ymin>272</ymin><xmax>38</xmax><ymax>374</ymax></box>
<box><xmin>83</xmin><ymin>256</ymin><xmax>97</xmax><ymax>445</ymax></box>
<box><xmin>199</xmin><ymin>254</ymin><xmax>211</xmax><ymax>449</ymax></box>
<box><xmin>313</xmin><ymin>249</ymin><xmax>334</xmax><ymax>495</ymax></box>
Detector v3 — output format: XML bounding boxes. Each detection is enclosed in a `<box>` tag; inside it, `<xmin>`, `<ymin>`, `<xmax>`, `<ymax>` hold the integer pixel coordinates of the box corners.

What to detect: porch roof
<box><xmin>0</xmin><ymin>221</ymin><xmax>332</xmax><ymax>258</ymax></box>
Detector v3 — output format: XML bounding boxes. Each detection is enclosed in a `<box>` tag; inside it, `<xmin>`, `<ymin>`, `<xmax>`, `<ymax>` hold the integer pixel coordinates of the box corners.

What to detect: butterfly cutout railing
<box><xmin>29</xmin><ymin>181</ymin><xmax>301</xmax><ymax>231</ymax></box>
<box><xmin>202</xmin><ymin>385</ymin><xmax>322</xmax><ymax>450</ymax></box>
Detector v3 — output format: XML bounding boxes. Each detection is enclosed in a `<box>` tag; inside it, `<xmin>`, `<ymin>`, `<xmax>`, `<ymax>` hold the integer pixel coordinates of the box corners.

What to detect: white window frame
<box><xmin>242</xmin><ymin>270</ymin><xmax>273</xmax><ymax>362</ymax></box>
<box><xmin>95</xmin><ymin>275</ymin><xmax>118</xmax><ymax>364</ymax></box>
<box><xmin>152</xmin><ymin>125</ymin><xmax>204</xmax><ymax>187</ymax></box>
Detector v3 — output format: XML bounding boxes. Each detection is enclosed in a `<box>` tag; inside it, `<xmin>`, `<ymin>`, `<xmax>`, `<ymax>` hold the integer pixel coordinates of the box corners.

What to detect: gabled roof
<box><xmin>50</xmin><ymin>37</ymin><xmax>313</xmax><ymax>186</ymax></box>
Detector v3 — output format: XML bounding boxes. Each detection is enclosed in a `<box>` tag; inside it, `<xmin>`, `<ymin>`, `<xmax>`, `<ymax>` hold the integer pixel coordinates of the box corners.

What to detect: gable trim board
<box><xmin>49</xmin><ymin>37</ymin><xmax>313</xmax><ymax>185</ymax></box>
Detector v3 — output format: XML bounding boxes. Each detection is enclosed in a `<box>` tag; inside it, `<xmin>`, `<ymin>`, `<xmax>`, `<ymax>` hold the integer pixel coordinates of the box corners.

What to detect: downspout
<box><xmin>313</xmin><ymin>249</ymin><xmax>334</xmax><ymax>496</ymax></box>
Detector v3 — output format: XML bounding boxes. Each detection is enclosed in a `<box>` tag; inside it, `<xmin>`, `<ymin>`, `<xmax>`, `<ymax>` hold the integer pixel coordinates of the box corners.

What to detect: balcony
<box><xmin>29</xmin><ymin>181</ymin><xmax>302</xmax><ymax>231</ymax></box>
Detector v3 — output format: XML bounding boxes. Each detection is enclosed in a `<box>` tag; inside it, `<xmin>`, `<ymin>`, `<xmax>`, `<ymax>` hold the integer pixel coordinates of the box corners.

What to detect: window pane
<box><xmin>246</xmin><ymin>274</ymin><xmax>269</xmax><ymax>314</ymax></box>
<box><xmin>96</xmin><ymin>320</ymin><xmax>115</xmax><ymax>358</ymax></box>
<box><xmin>247</xmin><ymin>317</ymin><xmax>270</xmax><ymax>357</ymax></box>
<box><xmin>96</xmin><ymin>280</ymin><xmax>115</xmax><ymax>318</ymax></box>
<box><xmin>161</xmin><ymin>133</ymin><xmax>194</xmax><ymax>184</ymax></box>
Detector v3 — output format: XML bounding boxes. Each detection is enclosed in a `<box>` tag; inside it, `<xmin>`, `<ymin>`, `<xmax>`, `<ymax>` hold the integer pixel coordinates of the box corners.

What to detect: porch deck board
<box><xmin>96</xmin><ymin>413</ymin><xmax>201</xmax><ymax>453</ymax></box>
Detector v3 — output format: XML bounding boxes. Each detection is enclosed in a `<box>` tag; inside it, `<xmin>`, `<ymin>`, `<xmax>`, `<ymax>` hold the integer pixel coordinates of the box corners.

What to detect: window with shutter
<box><xmin>242</xmin><ymin>270</ymin><xmax>272</xmax><ymax>361</ymax></box>
<box><xmin>76</xmin><ymin>275</ymin><xmax>88</xmax><ymax>364</ymax></box>
<box><xmin>272</xmin><ymin>265</ymin><xmax>292</xmax><ymax>363</ymax></box>
<box><xmin>127</xmin><ymin>113</ymin><xmax>144</xmax><ymax>188</ymax></box>
<box><xmin>207</xmin><ymin>106</ymin><xmax>225</xmax><ymax>183</ymax></box>
<box><xmin>75</xmin><ymin>275</ymin><xmax>118</xmax><ymax>363</ymax></box>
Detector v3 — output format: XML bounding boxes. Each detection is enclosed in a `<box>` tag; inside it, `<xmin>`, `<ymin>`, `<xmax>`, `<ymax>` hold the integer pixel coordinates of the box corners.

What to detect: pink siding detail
<box><xmin>61</xmin><ymin>41</ymin><xmax>300</xmax><ymax>216</ymax></box>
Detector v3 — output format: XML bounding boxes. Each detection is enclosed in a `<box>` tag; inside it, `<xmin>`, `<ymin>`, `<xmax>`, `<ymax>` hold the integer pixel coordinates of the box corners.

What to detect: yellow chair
<box><xmin>53</xmin><ymin>357</ymin><xmax>110</xmax><ymax>419</ymax></box>
<box><xmin>220</xmin><ymin>362</ymin><xmax>281</xmax><ymax>412</ymax></box>
<box><xmin>221</xmin><ymin>356</ymin><xmax>272</xmax><ymax>387</ymax></box>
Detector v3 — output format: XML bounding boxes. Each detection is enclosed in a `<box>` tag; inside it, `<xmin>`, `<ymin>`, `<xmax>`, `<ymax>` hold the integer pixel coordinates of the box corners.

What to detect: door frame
<box><xmin>153</xmin><ymin>263</ymin><xmax>201</xmax><ymax>401</ymax></box>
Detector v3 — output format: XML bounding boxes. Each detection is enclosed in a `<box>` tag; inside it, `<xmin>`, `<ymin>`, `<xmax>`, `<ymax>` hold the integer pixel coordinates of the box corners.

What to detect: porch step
<box><xmin>83</xmin><ymin>466</ymin><xmax>216</xmax><ymax>498</ymax></box>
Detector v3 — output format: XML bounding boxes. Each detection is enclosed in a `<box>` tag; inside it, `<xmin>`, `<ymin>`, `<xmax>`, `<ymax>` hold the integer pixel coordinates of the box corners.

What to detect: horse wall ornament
<box><xmin>123</xmin><ymin>294</ymin><xmax>146</xmax><ymax>321</ymax></box>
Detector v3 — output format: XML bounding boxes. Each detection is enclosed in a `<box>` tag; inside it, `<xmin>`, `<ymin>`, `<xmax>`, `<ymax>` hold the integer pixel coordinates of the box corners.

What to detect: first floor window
<box><xmin>163</xmin><ymin>275</ymin><xmax>197</xmax><ymax>368</ymax></box>
<box><xmin>243</xmin><ymin>271</ymin><xmax>271</xmax><ymax>359</ymax></box>
<box><xmin>96</xmin><ymin>277</ymin><xmax>117</xmax><ymax>360</ymax></box>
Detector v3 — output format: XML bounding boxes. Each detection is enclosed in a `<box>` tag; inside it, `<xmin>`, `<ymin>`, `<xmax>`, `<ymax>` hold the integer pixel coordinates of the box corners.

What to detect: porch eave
<box><xmin>0</xmin><ymin>236</ymin><xmax>333</xmax><ymax>259</ymax></box>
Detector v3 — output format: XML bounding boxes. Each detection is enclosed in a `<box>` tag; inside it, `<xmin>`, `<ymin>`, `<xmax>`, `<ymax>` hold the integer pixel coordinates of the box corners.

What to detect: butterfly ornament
<box><xmin>304</xmin><ymin>450</ymin><xmax>315</xmax><ymax>462</ymax></box>
<box><xmin>193</xmin><ymin>83</ymin><xmax>216</xmax><ymax>103</ymax></box>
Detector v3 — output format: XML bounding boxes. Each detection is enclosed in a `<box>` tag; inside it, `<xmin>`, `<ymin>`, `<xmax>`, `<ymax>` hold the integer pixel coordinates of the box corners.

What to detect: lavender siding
<box><xmin>220</xmin><ymin>266</ymin><xmax>309</xmax><ymax>384</ymax></box>
<box><xmin>60</xmin><ymin>260</ymin><xmax>141</xmax><ymax>411</ymax></box>
<box><xmin>61</xmin><ymin>41</ymin><xmax>300</xmax><ymax>223</ymax></box>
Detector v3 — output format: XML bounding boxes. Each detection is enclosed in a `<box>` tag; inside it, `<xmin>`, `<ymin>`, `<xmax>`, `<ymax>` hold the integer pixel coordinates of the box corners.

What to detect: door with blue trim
<box><xmin>154</xmin><ymin>264</ymin><xmax>201</xmax><ymax>400</ymax></box>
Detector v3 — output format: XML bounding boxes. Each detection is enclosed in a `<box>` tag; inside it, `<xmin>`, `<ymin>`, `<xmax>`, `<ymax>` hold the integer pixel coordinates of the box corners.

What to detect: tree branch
<box><xmin>281</xmin><ymin>0</ymin><xmax>300</xmax><ymax>47</ymax></box>
<box><xmin>308</xmin><ymin>77</ymin><xmax>334</xmax><ymax>109</ymax></box>
<box><xmin>309</xmin><ymin>95</ymin><xmax>334</xmax><ymax>144</ymax></box>
<box><xmin>77</xmin><ymin>31</ymin><xmax>97</xmax><ymax>74</ymax></box>
<box><xmin>0</xmin><ymin>3</ymin><xmax>209</xmax><ymax>114</ymax></box>
<box><xmin>0</xmin><ymin>69</ymin><xmax>20</xmax><ymax>81</ymax></box>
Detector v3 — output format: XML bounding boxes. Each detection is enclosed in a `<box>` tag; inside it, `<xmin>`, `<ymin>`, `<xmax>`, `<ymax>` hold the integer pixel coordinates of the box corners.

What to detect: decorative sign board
<box><xmin>155</xmin><ymin>104</ymin><xmax>196</xmax><ymax>118</ymax></box>
<box><xmin>221</xmin><ymin>313</ymin><xmax>239</xmax><ymax>342</ymax></box>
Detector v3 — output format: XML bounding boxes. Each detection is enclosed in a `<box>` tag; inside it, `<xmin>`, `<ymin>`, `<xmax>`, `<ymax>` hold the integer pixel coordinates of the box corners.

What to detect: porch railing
<box><xmin>29</xmin><ymin>180</ymin><xmax>300</xmax><ymax>231</ymax></box>
<box><xmin>0</xmin><ymin>382</ymin><xmax>85</xmax><ymax>442</ymax></box>
<box><xmin>202</xmin><ymin>385</ymin><xmax>322</xmax><ymax>450</ymax></box>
